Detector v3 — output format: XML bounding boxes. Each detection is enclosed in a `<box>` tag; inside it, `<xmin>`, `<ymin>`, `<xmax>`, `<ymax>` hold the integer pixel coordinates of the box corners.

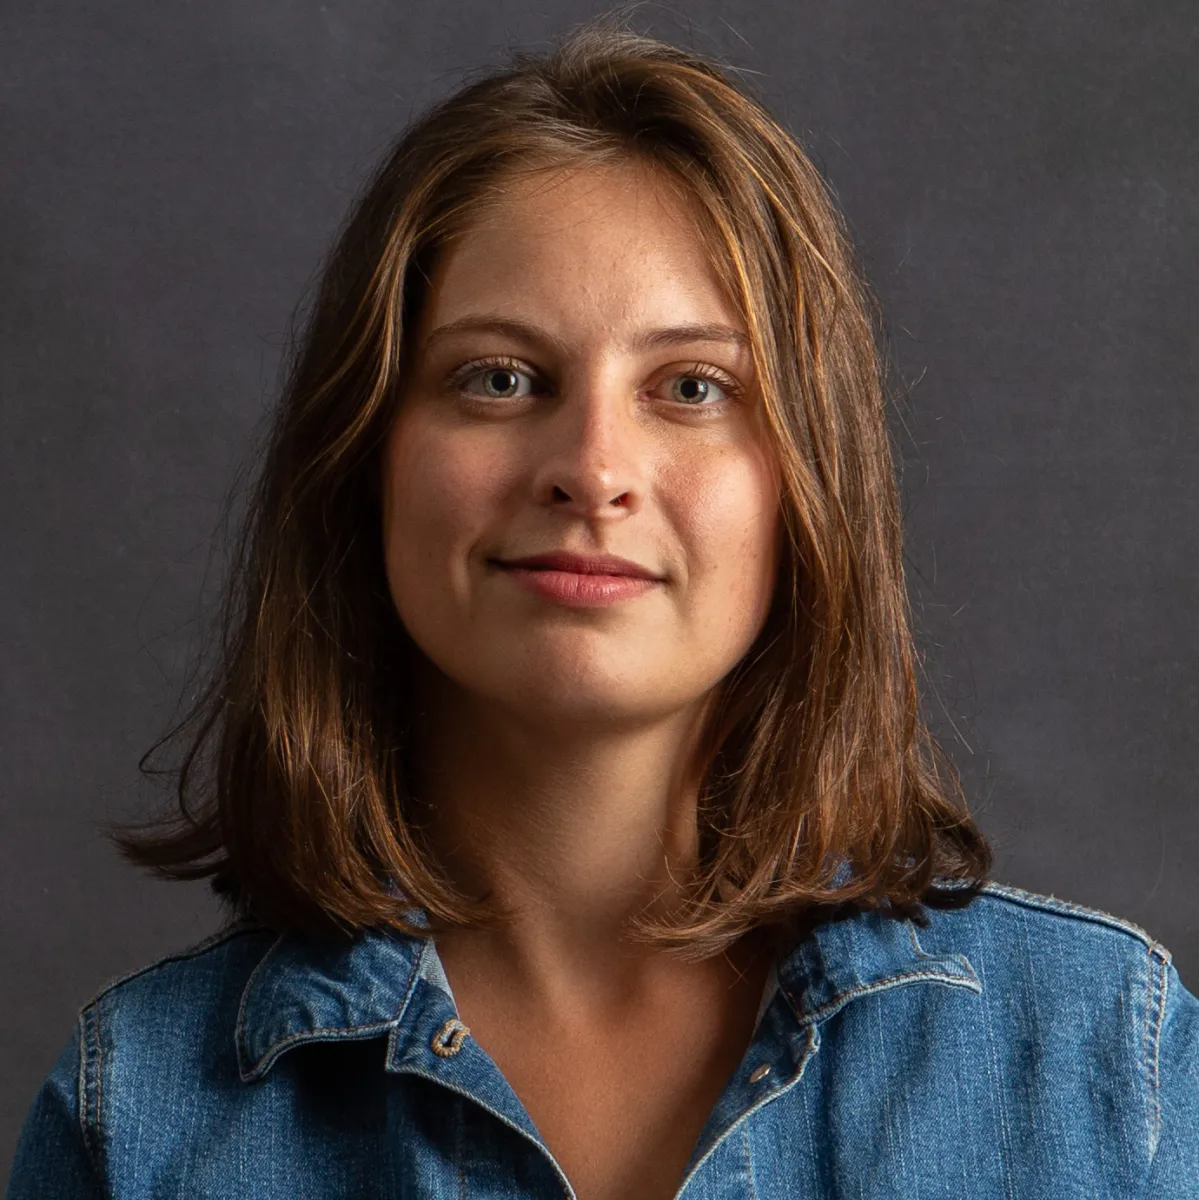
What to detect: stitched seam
<box><xmin>95</xmin><ymin>1006</ymin><xmax>107</xmax><ymax>1196</ymax></box>
<box><xmin>907</xmin><ymin>920</ymin><xmax>933</xmax><ymax>958</ymax></box>
<box><xmin>389</xmin><ymin>1068</ymin><xmax>577</xmax><ymax>1197</ymax></box>
<box><xmin>241</xmin><ymin>933</ymin><xmax>429</xmax><ymax>1079</ymax></box>
<box><xmin>1145</xmin><ymin>947</ymin><xmax>1168</xmax><ymax>1162</ymax></box>
<box><xmin>88</xmin><ymin>923</ymin><xmax>262</xmax><ymax>1006</ymax></box>
<box><xmin>978</xmin><ymin>883</ymin><xmax>1168</xmax><ymax>951</ymax></box>
<box><xmin>376</xmin><ymin>943</ymin><xmax>436</xmax><ymax>1074</ymax></box>
<box><xmin>742</xmin><ymin>1123</ymin><xmax>758</xmax><ymax>1200</ymax></box>
<box><xmin>242</xmin><ymin>1019</ymin><xmax>402</xmax><ymax>1079</ymax></box>
<box><xmin>672</xmin><ymin>1023</ymin><xmax>820</xmax><ymax>1196</ymax></box>
<box><xmin>783</xmin><ymin>967</ymin><xmax>981</xmax><ymax>1026</ymax></box>
<box><xmin>79</xmin><ymin>1004</ymin><xmax>108</xmax><ymax>1190</ymax></box>
<box><xmin>234</xmin><ymin>932</ymin><xmax>287</xmax><ymax>1048</ymax></box>
<box><xmin>80</xmin><ymin>1008</ymin><xmax>96</xmax><ymax>1169</ymax></box>
<box><xmin>76</xmin><ymin>1010</ymin><xmax>98</xmax><ymax>1177</ymax></box>
<box><xmin>391</xmin><ymin>936</ymin><xmax>431</xmax><ymax>1029</ymax></box>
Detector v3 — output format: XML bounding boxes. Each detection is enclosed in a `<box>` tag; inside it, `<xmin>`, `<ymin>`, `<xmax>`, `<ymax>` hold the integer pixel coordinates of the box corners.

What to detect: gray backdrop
<box><xmin>3</xmin><ymin>0</ymin><xmax>1196</xmax><ymax>1174</ymax></box>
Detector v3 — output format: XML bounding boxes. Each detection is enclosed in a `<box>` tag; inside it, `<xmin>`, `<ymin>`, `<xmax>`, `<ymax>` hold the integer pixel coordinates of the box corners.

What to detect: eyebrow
<box><xmin>421</xmin><ymin>315</ymin><xmax>751</xmax><ymax>356</ymax></box>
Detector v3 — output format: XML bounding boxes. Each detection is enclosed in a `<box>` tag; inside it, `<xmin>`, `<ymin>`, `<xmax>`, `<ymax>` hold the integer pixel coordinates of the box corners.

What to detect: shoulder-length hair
<box><xmin>118</xmin><ymin>18</ymin><xmax>991</xmax><ymax>958</ymax></box>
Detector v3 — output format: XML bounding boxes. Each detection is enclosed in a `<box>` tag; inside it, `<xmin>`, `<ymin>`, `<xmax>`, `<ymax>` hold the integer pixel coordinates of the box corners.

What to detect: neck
<box><xmin>405</xmin><ymin>664</ymin><xmax>725</xmax><ymax>1013</ymax></box>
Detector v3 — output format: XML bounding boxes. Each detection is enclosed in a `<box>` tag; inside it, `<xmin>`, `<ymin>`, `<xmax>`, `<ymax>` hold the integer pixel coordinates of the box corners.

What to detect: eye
<box><xmin>665</xmin><ymin>366</ymin><xmax>739</xmax><ymax>408</ymax></box>
<box><xmin>455</xmin><ymin>360</ymin><xmax>538</xmax><ymax>399</ymax></box>
<box><xmin>448</xmin><ymin>357</ymin><xmax>741</xmax><ymax>408</ymax></box>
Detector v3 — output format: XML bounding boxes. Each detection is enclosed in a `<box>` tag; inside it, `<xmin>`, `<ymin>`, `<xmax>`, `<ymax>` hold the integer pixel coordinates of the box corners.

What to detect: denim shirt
<box><xmin>8</xmin><ymin>881</ymin><xmax>1199</xmax><ymax>1198</ymax></box>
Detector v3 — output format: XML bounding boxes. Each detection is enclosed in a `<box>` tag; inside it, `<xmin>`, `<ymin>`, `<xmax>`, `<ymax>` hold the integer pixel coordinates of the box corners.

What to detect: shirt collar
<box><xmin>236</xmin><ymin>904</ymin><xmax>981</xmax><ymax>1081</ymax></box>
<box><xmin>236</xmin><ymin>911</ymin><xmax>432</xmax><ymax>1082</ymax></box>
<box><xmin>774</xmin><ymin>906</ymin><xmax>981</xmax><ymax>1026</ymax></box>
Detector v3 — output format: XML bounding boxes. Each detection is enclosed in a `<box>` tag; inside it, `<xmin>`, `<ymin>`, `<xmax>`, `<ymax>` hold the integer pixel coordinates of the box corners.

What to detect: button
<box><xmin>749</xmin><ymin>1064</ymin><xmax>771</xmax><ymax>1083</ymax></box>
<box><xmin>431</xmin><ymin>1018</ymin><xmax>470</xmax><ymax>1057</ymax></box>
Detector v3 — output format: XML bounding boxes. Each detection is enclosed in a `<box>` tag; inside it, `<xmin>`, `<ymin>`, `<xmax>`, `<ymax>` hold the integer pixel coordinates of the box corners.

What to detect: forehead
<box><xmin>419</xmin><ymin>159</ymin><xmax>744</xmax><ymax>338</ymax></box>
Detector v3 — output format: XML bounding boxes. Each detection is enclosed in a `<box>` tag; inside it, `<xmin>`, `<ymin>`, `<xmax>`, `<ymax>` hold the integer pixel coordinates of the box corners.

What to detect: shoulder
<box><xmin>9</xmin><ymin>924</ymin><xmax>280</xmax><ymax>1194</ymax></box>
<box><xmin>917</xmin><ymin>879</ymin><xmax>1175</xmax><ymax>999</ymax></box>
<box><xmin>960</xmin><ymin>879</ymin><xmax>1169</xmax><ymax>953</ymax></box>
<box><xmin>79</xmin><ymin>922</ymin><xmax>278</xmax><ymax>1083</ymax></box>
<box><xmin>923</xmin><ymin>881</ymin><xmax>1199</xmax><ymax>1175</ymax></box>
<box><xmin>917</xmin><ymin>881</ymin><xmax>1198</xmax><ymax>1109</ymax></box>
<box><xmin>86</xmin><ymin>921</ymin><xmax>276</xmax><ymax>1014</ymax></box>
<box><xmin>922</xmin><ymin>879</ymin><xmax>1178</xmax><ymax>977</ymax></box>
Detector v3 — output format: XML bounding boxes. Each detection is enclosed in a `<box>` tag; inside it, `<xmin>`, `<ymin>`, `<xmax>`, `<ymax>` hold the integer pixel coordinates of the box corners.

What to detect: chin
<box><xmin>485</xmin><ymin>662</ymin><xmax>709</xmax><ymax>725</ymax></box>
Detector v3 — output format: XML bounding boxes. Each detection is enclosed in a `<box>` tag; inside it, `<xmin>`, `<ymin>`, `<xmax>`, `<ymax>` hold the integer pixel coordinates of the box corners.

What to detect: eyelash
<box><xmin>446</xmin><ymin>355</ymin><xmax>742</xmax><ymax>411</ymax></box>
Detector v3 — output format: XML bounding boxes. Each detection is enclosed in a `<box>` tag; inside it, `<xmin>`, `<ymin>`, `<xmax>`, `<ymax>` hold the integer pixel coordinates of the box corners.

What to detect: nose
<box><xmin>529</xmin><ymin>374</ymin><xmax>648</xmax><ymax>520</ymax></box>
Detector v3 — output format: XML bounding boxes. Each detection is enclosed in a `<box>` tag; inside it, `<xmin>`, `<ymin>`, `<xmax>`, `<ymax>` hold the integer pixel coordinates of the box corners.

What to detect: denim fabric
<box><xmin>8</xmin><ymin>881</ymin><xmax>1199</xmax><ymax>1198</ymax></box>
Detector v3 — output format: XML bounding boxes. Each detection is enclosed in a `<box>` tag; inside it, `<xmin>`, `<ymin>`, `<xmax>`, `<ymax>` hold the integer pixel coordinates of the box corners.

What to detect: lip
<box><xmin>490</xmin><ymin>552</ymin><xmax>663</xmax><ymax>580</ymax></box>
<box><xmin>487</xmin><ymin>552</ymin><xmax>664</xmax><ymax>609</ymax></box>
<box><xmin>492</xmin><ymin>564</ymin><xmax>660</xmax><ymax>608</ymax></box>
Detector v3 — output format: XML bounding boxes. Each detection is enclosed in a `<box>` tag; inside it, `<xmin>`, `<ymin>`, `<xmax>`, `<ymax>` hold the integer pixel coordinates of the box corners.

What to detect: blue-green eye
<box><xmin>460</xmin><ymin>365</ymin><xmax>536</xmax><ymax>399</ymax></box>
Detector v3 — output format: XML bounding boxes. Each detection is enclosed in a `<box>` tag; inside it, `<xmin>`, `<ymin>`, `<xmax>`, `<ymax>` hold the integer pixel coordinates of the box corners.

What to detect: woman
<box><xmin>8</xmin><ymin>21</ymin><xmax>1196</xmax><ymax>1200</ymax></box>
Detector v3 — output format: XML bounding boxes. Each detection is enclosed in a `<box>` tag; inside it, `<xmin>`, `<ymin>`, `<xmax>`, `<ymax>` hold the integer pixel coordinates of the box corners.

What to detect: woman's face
<box><xmin>382</xmin><ymin>160</ymin><xmax>782</xmax><ymax>728</ymax></box>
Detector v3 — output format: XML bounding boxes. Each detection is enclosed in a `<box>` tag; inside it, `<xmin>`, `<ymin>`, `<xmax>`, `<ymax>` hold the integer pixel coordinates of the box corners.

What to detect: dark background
<box><xmin>3</xmin><ymin>0</ymin><xmax>1196</xmax><ymax>1174</ymax></box>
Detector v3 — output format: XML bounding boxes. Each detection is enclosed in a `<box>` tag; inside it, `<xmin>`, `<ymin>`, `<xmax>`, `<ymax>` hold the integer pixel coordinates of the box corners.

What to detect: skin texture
<box><xmin>380</xmin><ymin>160</ymin><xmax>782</xmax><ymax>1196</ymax></box>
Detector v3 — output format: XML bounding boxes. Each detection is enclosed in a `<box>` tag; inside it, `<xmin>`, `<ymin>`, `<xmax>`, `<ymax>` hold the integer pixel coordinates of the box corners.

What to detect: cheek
<box><xmin>672</xmin><ymin>455</ymin><xmax>782</xmax><ymax>660</ymax></box>
<box><xmin>671</xmin><ymin>448</ymin><xmax>781</xmax><ymax>593</ymax></box>
<box><xmin>380</xmin><ymin>417</ymin><xmax>496</xmax><ymax>612</ymax></box>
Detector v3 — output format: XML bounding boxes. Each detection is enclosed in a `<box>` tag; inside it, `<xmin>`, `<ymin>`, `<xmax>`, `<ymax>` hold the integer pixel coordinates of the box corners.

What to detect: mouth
<box><xmin>488</xmin><ymin>553</ymin><xmax>663</xmax><ymax>581</ymax></box>
<box><xmin>488</xmin><ymin>560</ymin><xmax>661</xmax><ymax>607</ymax></box>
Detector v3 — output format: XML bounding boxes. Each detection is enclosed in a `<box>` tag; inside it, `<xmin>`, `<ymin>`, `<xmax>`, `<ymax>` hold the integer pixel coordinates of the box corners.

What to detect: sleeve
<box><xmin>5</xmin><ymin>1018</ymin><xmax>105</xmax><ymax>1200</ymax></box>
<box><xmin>1143</xmin><ymin>959</ymin><xmax>1199</xmax><ymax>1195</ymax></box>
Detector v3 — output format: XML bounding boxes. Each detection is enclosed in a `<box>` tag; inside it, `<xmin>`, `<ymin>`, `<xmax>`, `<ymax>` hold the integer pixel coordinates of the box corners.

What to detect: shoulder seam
<box><xmin>73</xmin><ymin>921</ymin><xmax>266</xmax><ymax>1191</ymax></box>
<box><xmin>82</xmin><ymin>922</ymin><xmax>266</xmax><ymax>1011</ymax></box>
<box><xmin>1145</xmin><ymin>947</ymin><xmax>1169</xmax><ymax>1163</ymax></box>
<box><xmin>77</xmin><ymin>1006</ymin><xmax>105</xmax><ymax>1183</ymax></box>
<box><xmin>977</xmin><ymin>882</ymin><xmax>1171</xmax><ymax>957</ymax></box>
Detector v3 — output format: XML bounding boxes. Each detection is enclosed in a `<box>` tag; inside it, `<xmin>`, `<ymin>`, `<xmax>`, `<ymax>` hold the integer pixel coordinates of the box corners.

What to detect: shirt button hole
<box><xmin>431</xmin><ymin>1018</ymin><xmax>470</xmax><ymax>1057</ymax></box>
<box><xmin>749</xmin><ymin>1064</ymin><xmax>771</xmax><ymax>1083</ymax></box>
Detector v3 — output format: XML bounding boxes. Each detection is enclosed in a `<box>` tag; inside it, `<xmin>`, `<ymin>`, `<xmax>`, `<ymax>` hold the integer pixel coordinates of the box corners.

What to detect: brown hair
<box><xmin>117</xmin><ymin>17</ymin><xmax>991</xmax><ymax>958</ymax></box>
